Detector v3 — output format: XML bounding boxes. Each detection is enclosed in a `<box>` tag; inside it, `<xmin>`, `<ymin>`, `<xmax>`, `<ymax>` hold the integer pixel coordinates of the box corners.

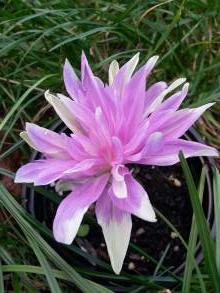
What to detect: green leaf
<box><xmin>182</xmin><ymin>167</ymin><xmax>207</xmax><ymax>293</ymax></box>
<box><xmin>0</xmin><ymin>261</ymin><xmax>4</xmax><ymax>293</ymax></box>
<box><xmin>0</xmin><ymin>75</ymin><xmax>53</xmax><ymax>131</ymax></box>
<box><xmin>179</xmin><ymin>151</ymin><xmax>220</xmax><ymax>293</ymax></box>
<box><xmin>213</xmin><ymin>167</ymin><xmax>220</xmax><ymax>273</ymax></box>
<box><xmin>0</xmin><ymin>183</ymin><xmax>112</xmax><ymax>293</ymax></box>
<box><xmin>26</xmin><ymin>235</ymin><xmax>62</xmax><ymax>293</ymax></box>
<box><xmin>77</xmin><ymin>224</ymin><xmax>90</xmax><ymax>237</ymax></box>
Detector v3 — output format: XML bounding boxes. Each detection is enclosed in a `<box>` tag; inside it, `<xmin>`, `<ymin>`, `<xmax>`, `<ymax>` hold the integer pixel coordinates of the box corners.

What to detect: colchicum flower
<box><xmin>15</xmin><ymin>52</ymin><xmax>218</xmax><ymax>274</ymax></box>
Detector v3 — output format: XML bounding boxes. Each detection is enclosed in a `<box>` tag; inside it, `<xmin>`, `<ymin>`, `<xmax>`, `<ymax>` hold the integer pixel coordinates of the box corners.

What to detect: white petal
<box><xmin>60</xmin><ymin>206</ymin><xmax>88</xmax><ymax>244</ymax></box>
<box><xmin>111</xmin><ymin>165</ymin><xmax>128</xmax><ymax>198</ymax></box>
<box><xmin>123</xmin><ymin>52</ymin><xmax>140</xmax><ymax>84</ymax></box>
<box><xmin>144</xmin><ymin>77</ymin><xmax>186</xmax><ymax>117</ymax></box>
<box><xmin>109</xmin><ymin>60</ymin><xmax>119</xmax><ymax>85</ymax></box>
<box><xmin>20</xmin><ymin>131</ymin><xmax>37</xmax><ymax>150</ymax></box>
<box><xmin>112</xmin><ymin>178</ymin><xmax>127</xmax><ymax>199</ymax></box>
<box><xmin>45</xmin><ymin>90</ymin><xmax>81</xmax><ymax>133</ymax></box>
<box><xmin>96</xmin><ymin>196</ymin><xmax>132</xmax><ymax>274</ymax></box>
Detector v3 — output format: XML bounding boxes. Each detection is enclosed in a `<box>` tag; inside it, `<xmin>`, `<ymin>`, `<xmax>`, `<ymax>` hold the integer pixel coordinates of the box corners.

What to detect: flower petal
<box><xmin>53</xmin><ymin>174</ymin><xmax>109</xmax><ymax>244</ymax></box>
<box><xmin>45</xmin><ymin>90</ymin><xmax>82</xmax><ymax>133</ymax></box>
<box><xmin>121</xmin><ymin>56</ymin><xmax>159</xmax><ymax>139</ymax></box>
<box><xmin>144</xmin><ymin>78</ymin><xmax>186</xmax><ymax>117</ymax></box>
<box><xmin>96</xmin><ymin>194</ymin><xmax>132</xmax><ymax>274</ymax></box>
<box><xmin>15</xmin><ymin>159</ymin><xmax>75</xmax><ymax>185</ymax></box>
<box><xmin>156</xmin><ymin>83</ymin><xmax>189</xmax><ymax>112</ymax></box>
<box><xmin>20</xmin><ymin>131</ymin><xmax>37</xmax><ymax>150</ymax></box>
<box><xmin>140</xmin><ymin>139</ymin><xmax>218</xmax><ymax>166</ymax></box>
<box><xmin>111</xmin><ymin>136</ymin><xmax>123</xmax><ymax>164</ymax></box>
<box><xmin>152</xmin><ymin>103</ymin><xmax>215</xmax><ymax>140</ymax></box>
<box><xmin>112</xmin><ymin>53</ymin><xmax>140</xmax><ymax>98</ymax></box>
<box><xmin>110</xmin><ymin>174</ymin><xmax>156</xmax><ymax>222</ymax></box>
<box><xmin>63</xmin><ymin>158</ymin><xmax>102</xmax><ymax>178</ymax></box>
<box><xmin>145</xmin><ymin>81</ymin><xmax>167</xmax><ymax>108</ymax></box>
<box><xmin>109</xmin><ymin>60</ymin><xmax>119</xmax><ymax>85</ymax></box>
<box><xmin>25</xmin><ymin>123</ymin><xmax>70</xmax><ymax>158</ymax></box>
<box><xmin>127</xmin><ymin>132</ymin><xmax>163</xmax><ymax>162</ymax></box>
<box><xmin>63</xmin><ymin>58</ymin><xmax>80</xmax><ymax>100</ymax></box>
<box><xmin>111</xmin><ymin>165</ymin><xmax>129</xmax><ymax>198</ymax></box>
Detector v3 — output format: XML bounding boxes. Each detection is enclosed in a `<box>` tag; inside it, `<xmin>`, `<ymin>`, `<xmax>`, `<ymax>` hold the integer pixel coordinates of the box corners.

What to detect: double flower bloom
<box><xmin>15</xmin><ymin>52</ymin><xmax>218</xmax><ymax>274</ymax></box>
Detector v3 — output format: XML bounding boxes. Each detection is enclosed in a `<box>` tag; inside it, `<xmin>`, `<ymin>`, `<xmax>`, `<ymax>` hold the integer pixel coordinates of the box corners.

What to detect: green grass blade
<box><xmin>0</xmin><ymin>261</ymin><xmax>4</xmax><ymax>293</ymax></box>
<box><xmin>1</xmin><ymin>265</ymin><xmax>112</xmax><ymax>292</ymax></box>
<box><xmin>179</xmin><ymin>151</ymin><xmax>220</xmax><ymax>293</ymax></box>
<box><xmin>213</xmin><ymin>167</ymin><xmax>220</xmax><ymax>273</ymax></box>
<box><xmin>0</xmin><ymin>183</ymin><xmax>112</xmax><ymax>293</ymax></box>
<box><xmin>182</xmin><ymin>167</ymin><xmax>207</xmax><ymax>293</ymax></box>
<box><xmin>0</xmin><ymin>74</ymin><xmax>53</xmax><ymax>131</ymax></box>
<box><xmin>26</xmin><ymin>235</ymin><xmax>62</xmax><ymax>293</ymax></box>
<box><xmin>155</xmin><ymin>208</ymin><xmax>206</xmax><ymax>290</ymax></box>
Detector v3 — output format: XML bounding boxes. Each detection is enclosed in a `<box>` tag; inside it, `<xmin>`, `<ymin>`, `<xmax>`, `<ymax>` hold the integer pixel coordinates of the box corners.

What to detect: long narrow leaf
<box><xmin>179</xmin><ymin>151</ymin><xmax>220</xmax><ymax>293</ymax></box>
<box><xmin>26</xmin><ymin>235</ymin><xmax>62</xmax><ymax>293</ymax></box>
<box><xmin>0</xmin><ymin>261</ymin><xmax>4</xmax><ymax>293</ymax></box>
<box><xmin>155</xmin><ymin>208</ymin><xmax>206</xmax><ymax>290</ymax></box>
<box><xmin>182</xmin><ymin>167</ymin><xmax>207</xmax><ymax>293</ymax></box>
<box><xmin>0</xmin><ymin>75</ymin><xmax>53</xmax><ymax>131</ymax></box>
<box><xmin>0</xmin><ymin>183</ymin><xmax>112</xmax><ymax>293</ymax></box>
<box><xmin>213</xmin><ymin>167</ymin><xmax>220</xmax><ymax>273</ymax></box>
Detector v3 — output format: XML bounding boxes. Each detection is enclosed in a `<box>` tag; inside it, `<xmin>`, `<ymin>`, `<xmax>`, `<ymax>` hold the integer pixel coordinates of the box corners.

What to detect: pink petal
<box><xmin>145</xmin><ymin>81</ymin><xmax>167</xmax><ymax>108</ymax></box>
<box><xmin>26</xmin><ymin>123</ymin><xmax>70</xmax><ymax>158</ymax></box>
<box><xmin>63</xmin><ymin>158</ymin><xmax>103</xmax><ymax>177</ymax></box>
<box><xmin>148</xmin><ymin>103</ymin><xmax>215</xmax><ymax>140</ymax></box>
<box><xmin>110</xmin><ymin>174</ymin><xmax>156</xmax><ymax>222</ymax></box>
<box><xmin>96</xmin><ymin>193</ymin><xmax>132</xmax><ymax>274</ymax></box>
<box><xmin>63</xmin><ymin>58</ymin><xmax>81</xmax><ymax>101</ymax></box>
<box><xmin>111</xmin><ymin>136</ymin><xmax>123</xmax><ymax>164</ymax></box>
<box><xmin>127</xmin><ymin>132</ymin><xmax>163</xmax><ymax>162</ymax></box>
<box><xmin>143</xmin><ymin>131</ymin><xmax>164</xmax><ymax>155</ymax></box>
<box><xmin>45</xmin><ymin>91</ymin><xmax>83</xmax><ymax>133</ymax></box>
<box><xmin>144</xmin><ymin>78</ymin><xmax>186</xmax><ymax>117</ymax></box>
<box><xmin>111</xmin><ymin>165</ymin><xmax>129</xmax><ymax>199</ymax></box>
<box><xmin>120</xmin><ymin>56</ymin><xmax>159</xmax><ymax>140</ymax></box>
<box><xmin>112</xmin><ymin>53</ymin><xmax>140</xmax><ymax>99</ymax></box>
<box><xmin>53</xmin><ymin>174</ymin><xmax>109</xmax><ymax>244</ymax></box>
<box><xmin>156</xmin><ymin>83</ymin><xmax>189</xmax><ymax>112</ymax></box>
<box><xmin>15</xmin><ymin>159</ymin><xmax>75</xmax><ymax>185</ymax></box>
<box><xmin>140</xmin><ymin>139</ymin><xmax>218</xmax><ymax>166</ymax></box>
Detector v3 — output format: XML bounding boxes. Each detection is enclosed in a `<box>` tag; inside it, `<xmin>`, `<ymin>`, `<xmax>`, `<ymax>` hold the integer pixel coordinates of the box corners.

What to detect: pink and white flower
<box><xmin>15</xmin><ymin>52</ymin><xmax>218</xmax><ymax>274</ymax></box>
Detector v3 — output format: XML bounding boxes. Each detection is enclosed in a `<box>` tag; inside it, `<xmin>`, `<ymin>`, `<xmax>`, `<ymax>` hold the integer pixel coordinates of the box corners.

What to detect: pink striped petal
<box><xmin>148</xmin><ymin>103</ymin><xmax>215</xmax><ymax>140</ymax></box>
<box><xmin>155</xmin><ymin>83</ymin><xmax>189</xmax><ymax>112</ymax></box>
<box><xmin>145</xmin><ymin>81</ymin><xmax>167</xmax><ymax>108</ymax></box>
<box><xmin>15</xmin><ymin>159</ymin><xmax>75</xmax><ymax>185</ymax></box>
<box><xmin>53</xmin><ymin>174</ymin><xmax>109</xmax><ymax>244</ymax></box>
<box><xmin>110</xmin><ymin>174</ymin><xmax>156</xmax><ymax>222</ymax></box>
<box><xmin>26</xmin><ymin>123</ymin><xmax>70</xmax><ymax>158</ymax></box>
<box><xmin>140</xmin><ymin>139</ymin><xmax>218</xmax><ymax>166</ymax></box>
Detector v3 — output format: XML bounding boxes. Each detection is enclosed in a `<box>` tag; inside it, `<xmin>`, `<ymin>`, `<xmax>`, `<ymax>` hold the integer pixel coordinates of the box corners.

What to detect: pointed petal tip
<box><xmin>44</xmin><ymin>89</ymin><xmax>52</xmax><ymax>102</ymax></box>
<box><xmin>150</xmin><ymin>55</ymin><xmax>159</xmax><ymax>62</ymax></box>
<box><xmin>20</xmin><ymin>130</ymin><xmax>37</xmax><ymax>150</ymax></box>
<box><xmin>133</xmin><ymin>52</ymin><xmax>140</xmax><ymax>58</ymax></box>
<box><xmin>183</xmin><ymin>82</ymin><xmax>189</xmax><ymax>90</ymax></box>
<box><xmin>81</xmin><ymin>50</ymin><xmax>87</xmax><ymax>63</ymax></box>
<box><xmin>112</xmin><ymin>264</ymin><xmax>122</xmax><ymax>275</ymax></box>
<box><xmin>64</xmin><ymin>58</ymin><xmax>73</xmax><ymax>72</ymax></box>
